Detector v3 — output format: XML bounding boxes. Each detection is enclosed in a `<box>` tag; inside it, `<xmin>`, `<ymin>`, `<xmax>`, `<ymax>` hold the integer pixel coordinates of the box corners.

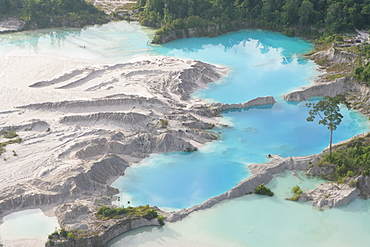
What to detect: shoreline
<box><xmin>0</xmin><ymin>22</ymin><xmax>368</xmax><ymax>246</ymax></box>
<box><xmin>0</xmin><ymin>52</ymin><xmax>276</xmax><ymax>246</ymax></box>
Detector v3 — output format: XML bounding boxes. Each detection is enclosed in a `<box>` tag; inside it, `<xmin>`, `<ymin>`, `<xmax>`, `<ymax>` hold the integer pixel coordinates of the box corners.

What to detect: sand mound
<box><xmin>0</xmin><ymin>54</ymin><xmax>229</xmax><ymax>224</ymax></box>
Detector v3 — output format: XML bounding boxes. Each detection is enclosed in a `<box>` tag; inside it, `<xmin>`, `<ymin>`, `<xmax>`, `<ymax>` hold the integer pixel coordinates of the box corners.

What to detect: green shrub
<box><xmin>157</xmin><ymin>215</ymin><xmax>165</xmax><ymax>225</ymax></box>
<box><xmin>96</xmin><ymin>205</ymin><xmax>161</xmax><ymax>220</ymax></box>
<box><xmin>292</xmin><ymin>185</ymin><xmax>303</xmax><ymax>195</ymax></box>
<box><xmin>254</xmin><ymin>184</ymin><xmax>274</xmax><ymax>196</ymax></box>
<box><xmin>318</xmin><ymin>139</ymin><xmax>370</xmax><ymax>181</ymax></box>
<box><xmin>60</xmin><ymin>228</ymin><xmax>68</xmax><ymax>238</ymax></box>
<box><xmin>3</xmin><ymin>130</ymin><xmax>18</xmax><ymax>139</ymax></box>
<box><xmin>287</xmin><ymin>185</ymin><xmax>303</xmax><ymax>201</ymax></box>
<box><xmin>143</xmin><ymin>209</ymin><xmax>158</xmax><ymax>219</ymax></box>
<box><xmin>362</xmin><ymin>169</ymin><xmax>370</xmax><ymax>176</ymax></box>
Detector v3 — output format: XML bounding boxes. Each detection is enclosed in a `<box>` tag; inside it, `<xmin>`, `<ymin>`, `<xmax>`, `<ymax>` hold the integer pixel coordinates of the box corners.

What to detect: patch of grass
<box><xmin>0</xmin><ymin>137</ymin><xmax>22</xmax><ymax>156</ymax></box>
<box><xmin>326</xmin><ymin>73</ymin><xmax>350</xmax><ymax>81</ymax></box>
<box><xmin>2</xmin><ymin>130</ymin><xmax>18</xmax><ymax>139</ymax></box>
<box><xmin>0</xmin><ymin>138</ymin><xmax>22</xmax><ymax>146</ymax></box>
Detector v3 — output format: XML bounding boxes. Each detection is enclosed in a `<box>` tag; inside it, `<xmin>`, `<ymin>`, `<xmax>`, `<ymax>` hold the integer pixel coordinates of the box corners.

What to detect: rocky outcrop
<box><xmin>190</xmin><ymin>96</ymin><xmax>276</xmax><ymax>117</ymax></box>
<box><xmin>311</xmin><ymin>47</ymin><xmax>357</xmax><ymax>66</ymax></box>
<box><xmin>346</xmin><ymin>80</ymin><xmax>370</xmax><ymax>116</ymax></box>
<box><xmin>176</xmin><ymin>61</ymin><xmax>228</xmax><ymax>100</ymax></box>
<box><xmin>152</xmin><ymin>23</ymin><xmax>245</xmax><ymax>44</ymax></box>
<box><xmin>357</xmin><ymin>175</ymin><xmax>370</xmax><ymax>198</ymax></box>
<box><xmin>283</xmin><ymin>76</ymin><xmax>354</xmax><ymax>101</ymax></box>
<box><xmin>0</xmin><ymin>17</ymin><xmax>25</xmax><ymax>32</ymax></box>
<box><xmin>45</xmin><ymin>218</ymin><xmax>160</xmax><ymax>247</ymax></box>
<box><xmin>306</xmin><ymin>164</ymin><xmax>337</xmax><ymax>180</ymax></box>
<box><xmin>300</xmin><ymin>182</ymin><xmax>360</xmax><ymax>208</ymax></box>
<box><xmin>211</xmin><ymin>96</ymin><xmax>276</xmax><ymax>113</ymax></box>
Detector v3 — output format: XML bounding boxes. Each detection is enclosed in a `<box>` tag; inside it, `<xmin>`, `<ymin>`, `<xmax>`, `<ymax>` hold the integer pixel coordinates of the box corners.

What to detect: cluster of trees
<box><xmin>0</xmin><ymin>0</ymin><xmax>108</xmax><ymax>29</ymax></box>
<box><xmin>96</xmin><ymin>204</ymin><xmax>163</xmax><ymax>222</ymax></box>
<box><xmin>354</xmin><ymin>44</ymin><xmax>370</xmax><ymax>84</ymax></box>
<box><xmin>319</xmin><ymin>138</ymin><xmax>370</xmax><ymax>180</ymax></box>
<box><xmin>137</xmin><ymin>0</ymin><xmax>370</xmax><ymax>40</ymax></box>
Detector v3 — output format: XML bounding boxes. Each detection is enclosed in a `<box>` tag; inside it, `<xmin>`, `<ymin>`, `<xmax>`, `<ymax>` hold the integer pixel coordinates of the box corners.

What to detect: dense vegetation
<box><xmin>254</xmin><ymin>184</ymin><xmax>274</xmax><ymax>196</ymax></box>
<box><xmin>0</xmin><ymin>0</ymin><xmax>108</xmax><ymax>29</ymax></box>
<box><xmin>318</xmin><ymin>133</ymin><xmax>370</xmax><ymax>181</ymax></box>
<box><xmin>136</xmin><ymin>0</ymin><xmax>370</xmax><ymax>42</ymax></box>
<box><xmin>354</xmin><ymin>44</ymin><xmax>370</xmax><ymax>84</ymax></box>
<box><xmin>96</xmin><ymin>204</ymin><xmax>164</xmax><ymax>224</ymax></box>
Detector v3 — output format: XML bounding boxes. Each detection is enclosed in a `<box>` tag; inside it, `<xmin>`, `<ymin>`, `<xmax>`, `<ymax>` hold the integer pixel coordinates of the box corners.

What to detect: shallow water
<box><xmin>0</xmin><ymin>21</ymin><xmax>156</xmax><ymax>63</ymax></box>
<box><xmin>109</xmin><ymin>171</ymin><xmax>370</xmax><ymax>247</ymax></box>
<box><xmin>0</xmin><ymin>21</ymin><xmax>369</xmax><ymax>244</ymax></box>
<box><xmin>0</xmin><ymin>209</ymin><xmax>59</xmax><ymax>241</ymax></box>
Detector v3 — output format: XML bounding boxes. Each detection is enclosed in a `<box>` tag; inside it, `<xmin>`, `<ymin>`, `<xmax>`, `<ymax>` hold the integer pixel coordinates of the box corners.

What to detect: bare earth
<box><xmin>0</xmin><ymin>53</ymin><xmax>231</xmax><ymax>245</ymax></box>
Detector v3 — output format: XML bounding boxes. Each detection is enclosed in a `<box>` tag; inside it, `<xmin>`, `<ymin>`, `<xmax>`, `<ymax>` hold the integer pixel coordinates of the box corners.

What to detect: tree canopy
<box><xmin>137</xmin><ymin>0</ymin><xmax>370</xmax><ymax>40</ymax></box>
<box><xmin>0</xmin><ymin>0</ymin><xmax>108</xmax><ymax>29</ymax></box>
<box><xmin>306</xmin><ymin>95</ymin><xmax>348</xmax><ymax>159</ymax></box>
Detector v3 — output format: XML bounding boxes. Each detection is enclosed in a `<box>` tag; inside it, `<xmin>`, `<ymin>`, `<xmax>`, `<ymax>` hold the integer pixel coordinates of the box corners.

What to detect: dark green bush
<box><xmin>254</xmin><ymin>184</ymin><xmax>274</xmax><ymax>197</ymax></box>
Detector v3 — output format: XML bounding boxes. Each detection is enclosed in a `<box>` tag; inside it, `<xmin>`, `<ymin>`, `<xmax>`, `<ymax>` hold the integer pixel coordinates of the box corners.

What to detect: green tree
<box><xmin>306</xmin><ymin>95</ymin><xmax>348</xmax><ymax>160</ymax></box>
<box><xmin>281</xmin><ymin>0</ymin><xmax>300</xmax><ymax>25</ymax></box>
<box><xmin>298</xmin><ymin>0</ymin><xmax>315</xmax><ymax>26</ymax></box>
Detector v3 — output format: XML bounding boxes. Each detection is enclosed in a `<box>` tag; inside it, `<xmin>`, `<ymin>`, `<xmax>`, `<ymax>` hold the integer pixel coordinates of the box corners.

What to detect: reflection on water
<box><xmin>0</xmin><ymin>21</ymin><xmax>156</xmax><ymax>63</ymax></box>
<box><xmin>155</xmin><ymin>31</ymin><xmax>318</xmax><ymax>104</ymax></box>
<box><xmin>0</xmin><ymin>21</ymin><xmax>369</xmax><ymax>245</ymax></box>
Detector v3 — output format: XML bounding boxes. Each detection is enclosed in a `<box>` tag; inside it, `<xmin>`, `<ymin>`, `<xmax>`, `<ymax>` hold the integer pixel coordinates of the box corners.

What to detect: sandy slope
<box><xmin>0</xmin><ymin>53</ymin><xmax>231</xmax><ymax>244</ymax></box>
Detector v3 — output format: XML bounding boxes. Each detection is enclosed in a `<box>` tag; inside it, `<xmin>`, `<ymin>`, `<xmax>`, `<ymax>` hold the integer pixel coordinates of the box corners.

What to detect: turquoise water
<box><xmin>0</xmin><ymin>21</ymin><xmax>156</xmax><ymax>63</ymax></box>
<box><xmin>0</xmin><ymin>21</ymin><xmax>369</xmax><ymax>244</ymax></box>
<box><xmin>0</xmin><ymin>209</ymin><xmax>59</xmax><ymax>240</ymax></box>
<box><xmin>154</xmin><ymin>29</ymin><xmax>317</xmax><ymax>103</ymax></box>
<box><xmin>113</xmin><ymin>101</ymin><xmax>368</xmax><ymax>210</ymax></box>
<box><xmin>112</xmin><ymin>29</ymin><xmax>369</xmax><ymax>210</ymax></box>
<box><xmin>109</xmin><ymin>171</ymin><xmax>370</xmax><ymax>247</ymax></box>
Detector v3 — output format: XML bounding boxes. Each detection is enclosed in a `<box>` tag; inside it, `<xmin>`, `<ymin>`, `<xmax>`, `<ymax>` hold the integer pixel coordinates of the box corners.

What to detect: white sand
<box><xmin>0</xmin><ymin>53</ymin><xmax>228</xmax><ymax>238</ymax></box>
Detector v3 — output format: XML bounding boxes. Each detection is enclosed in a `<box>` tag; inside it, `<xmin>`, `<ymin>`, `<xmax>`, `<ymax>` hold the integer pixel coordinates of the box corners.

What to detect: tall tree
<box><xmin>298</xmin><ymin>0</ymin><xmax>315</xmax><ymax>26</ymax></box>
<box><xmin>306</xmin><ymin>95</ymin><xmax>348</xmax><ymax>160</ymax></box>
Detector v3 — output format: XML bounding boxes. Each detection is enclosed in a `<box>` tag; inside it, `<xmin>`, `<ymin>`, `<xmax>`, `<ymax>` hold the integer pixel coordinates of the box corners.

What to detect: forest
<box><xmin>137</xmin><ymin>0</ymin><xmax>370</xmax><ymax>40</ymax></box>
<box><xmin>0</xmin><ymin>0</ymin><xmax>108</xmax><ymax>28</ymax></box>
